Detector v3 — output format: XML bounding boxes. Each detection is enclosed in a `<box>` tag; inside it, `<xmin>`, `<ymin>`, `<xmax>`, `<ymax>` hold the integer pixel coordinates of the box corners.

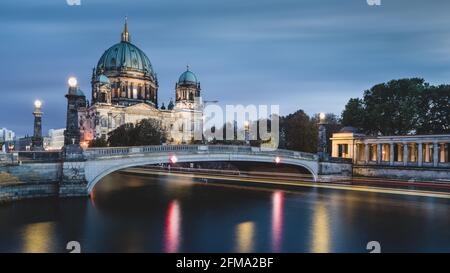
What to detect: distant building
<box><xmin>0</xmin><ymin>128</ymin><xmax>15</xmax><ymax>152</ymax></box>
<box><xmin>0</xmin><ymin>128</ymin><xmax>15</xmax><ymax>142</ymax></box>
<box><xmin>45</xmin><ymin>129</ymin><xmax>65</xmax><ymax>151</ymax></box>
<box><xmin>13</xmin><ymin>136</ymin><xmax>33</xmax><ymax>151</ymax></box>
<box><xmin>330</xmin><ymin>127</ymin><xmax>450</xmax><ymax>166</ymax></box>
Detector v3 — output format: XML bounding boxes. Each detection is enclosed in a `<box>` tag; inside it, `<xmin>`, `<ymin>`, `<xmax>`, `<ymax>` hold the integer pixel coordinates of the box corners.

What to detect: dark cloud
<box><xmin>1</xmin><ymin>0</ymin><xmax>450</xmax><ymax>135</ymax></box>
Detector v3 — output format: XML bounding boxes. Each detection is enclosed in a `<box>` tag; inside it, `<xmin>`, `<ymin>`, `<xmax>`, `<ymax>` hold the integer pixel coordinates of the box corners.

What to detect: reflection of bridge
<box><xmin>83</xmin><ymin>145</ymin><xmax>320</xmax><ymax>193</ymax></box>
<box><xmin>0</xmin><ymin>145</ymin><xmax>352</xmax><ymax>198</ymax></box>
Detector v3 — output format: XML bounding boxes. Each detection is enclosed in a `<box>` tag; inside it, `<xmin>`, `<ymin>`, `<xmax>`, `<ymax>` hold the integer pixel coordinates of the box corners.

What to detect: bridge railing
<box><xmin>84</xmin><ymin>145</ymin><xmax>318</xmax><ymax>161</ymax></box>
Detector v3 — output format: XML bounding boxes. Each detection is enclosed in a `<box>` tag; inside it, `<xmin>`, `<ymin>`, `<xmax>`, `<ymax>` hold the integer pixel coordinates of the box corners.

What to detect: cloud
<box><xmin>1</xmin><ymin>0</ymin><xmax>450</xmax><ymax>135</ymax></box>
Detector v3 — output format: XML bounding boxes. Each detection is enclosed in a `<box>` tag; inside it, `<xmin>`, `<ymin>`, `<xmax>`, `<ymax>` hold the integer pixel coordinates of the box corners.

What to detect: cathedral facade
<box><xmin>77</xmin><ymin>19</ymin><xmax>203</xmax><ymax>146</ymax></box>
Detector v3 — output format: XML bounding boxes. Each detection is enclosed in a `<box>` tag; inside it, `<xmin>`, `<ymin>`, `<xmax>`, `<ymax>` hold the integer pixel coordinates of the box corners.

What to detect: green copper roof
<box><xmin>97</xmin><ymin>41</ymin><xmax>155</xmax><ymax>77</ymax></box>
<box><xmin>97</xmin><ymin>74</ymin><xmax>110</xmax><ymax>84</ymax></box>
<box><xmin>178</xmin><ymin>69</ymin><xmax>198</xmax><ymax>84</ymax></box>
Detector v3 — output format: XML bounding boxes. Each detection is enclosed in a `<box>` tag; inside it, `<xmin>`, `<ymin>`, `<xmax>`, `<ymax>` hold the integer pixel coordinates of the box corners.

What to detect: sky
<box><xmin>1</xmin><ymin>0</ymin><xmax>450</xmax><ymax>136</ymax></box>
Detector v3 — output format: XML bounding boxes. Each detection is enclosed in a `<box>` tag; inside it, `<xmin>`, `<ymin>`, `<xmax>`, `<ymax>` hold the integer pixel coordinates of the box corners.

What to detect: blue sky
<box><xmin>1</xmin><ymin>0</ymin><xmax>450</xmax><ymax>136</ymax></box>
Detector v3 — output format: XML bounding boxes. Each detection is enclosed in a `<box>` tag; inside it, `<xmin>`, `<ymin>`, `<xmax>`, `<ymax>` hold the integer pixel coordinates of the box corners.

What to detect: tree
<box><xmin>416</xmin><ymin>84</ymin><xmax>450</xmax><ymax>134</ymax></box>
<box><xmin>88</xmin><ymin>137</ymin><xmax>108</xmax><ymax>148</ymax></box>
<box><xmin>107</xmin><ymin>118</ymin><xmax>166</xmax><ymax>147</ymax></box>
<box><xmin>363</xmin><ymin>78</ymin><xmax>424</xmax><ymax>135</ymax></box>
<box><xmin>341</xmin><ymin>98</ymin><xmax>365</xmax><ymax>130</ymax></box>
<box><xmin>279</xmin><ymin>110</ymin><xmax>317</xmax><ymax>153</ymax></box>
<box><xmin>108</xmin><ymin>123</ymin><xmax>136</xmax><ymax>147</ymax></box>
<box><xmin>340</xmin><ymin>78</ymin><xmax>450</xmax><ymax>136</ymax></box>
<box><xmin>133</xmin><ymin>119</ymin><xmax>166</xmax><ymax>145</ymax></box>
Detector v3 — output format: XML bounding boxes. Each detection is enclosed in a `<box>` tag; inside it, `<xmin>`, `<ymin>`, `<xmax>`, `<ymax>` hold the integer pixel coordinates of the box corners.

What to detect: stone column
<box><xmin>376</xmin><ymin>144</ymin><xmax>381</xmax><ymax>164</ymax></box>
<box><xmin>365</xmin><ymin>143</ymin><xmax>369</xmax><ymax>164</ymax></box>
<box><xmin>389</xmin><ymin>143</ymin><xmax>394</xmax><ymax>166</ymax></box>
<box><xmin>32</xmin><ymin>101</ymin><xmax>44</xmax><ymax>151</ymax></box>
<box><xmin>418</xmin><ymin>142</ymin><xmax>423</xmax><ymax>167</ymax></box>
<box><xmin>317</xmin><ymin>115</ymin><xmax>328</xmax><ymax>161</ymax></box>
<box><xmin>433</xmin><ymin>142</ymin><xmax>439</xmax><ymax>167</ymax></box>
<box><xmin>403</xmin><ymin>143</ymin><xmax>408</xmax><ymax>167</ymax></box>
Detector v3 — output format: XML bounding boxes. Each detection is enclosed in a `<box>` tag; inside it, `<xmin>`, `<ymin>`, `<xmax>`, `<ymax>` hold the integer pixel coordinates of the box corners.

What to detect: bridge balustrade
<box><xmin>84</xmin><ymin>145</ymin><xmax>318</xmax><ymax>161</ymax></box>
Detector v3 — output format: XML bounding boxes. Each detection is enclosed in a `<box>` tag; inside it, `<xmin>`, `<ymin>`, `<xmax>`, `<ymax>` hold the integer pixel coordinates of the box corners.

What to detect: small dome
<box><xmin>97</xmin><ymin>74</ymin><xmax>110</xmax><ymax>84</ymax></box>
<box><xmin>178</xmin><ymin>68</ymin><xmax>198</xmax><ymax>85</ymax></box>
<box><xmin>70</xmin><ymin>87</ymin><xmax>85</xmax><ymax>97</ymax></box>
<box><xmin>167</xmin><ymin>99</ymin><xmax>174</xmax><ymax>110</ymax></box>
<box><xmin>340</xmin><ymin>126</ymin><xmax>359</xmax><ymax>133</ymax></box>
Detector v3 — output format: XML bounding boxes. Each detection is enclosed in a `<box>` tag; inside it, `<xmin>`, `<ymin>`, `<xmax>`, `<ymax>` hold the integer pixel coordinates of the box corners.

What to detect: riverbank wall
<box><xmin>0</xmin><ymin>162</ymin><xmax>61</xmax><ymax>203</ymax></box>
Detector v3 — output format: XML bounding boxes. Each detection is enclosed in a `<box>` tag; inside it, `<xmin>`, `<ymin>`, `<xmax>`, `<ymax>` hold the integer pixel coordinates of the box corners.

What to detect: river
<box><xmin>0</xmin><ymin>172</ymin><xmax>449</xmax><ymax>253</ymax></box>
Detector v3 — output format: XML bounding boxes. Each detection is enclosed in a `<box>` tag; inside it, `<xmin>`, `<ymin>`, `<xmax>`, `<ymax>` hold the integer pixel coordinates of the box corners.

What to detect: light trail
<box><xmin>122</xmin><ymin>168</ymin><xmax>450</xmax><ymax>199</ymax></box>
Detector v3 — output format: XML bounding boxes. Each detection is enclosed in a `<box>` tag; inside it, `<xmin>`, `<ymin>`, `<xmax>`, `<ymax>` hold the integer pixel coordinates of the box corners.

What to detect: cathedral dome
<box><xmin>97</xmin><ymin>41</ymin><xmax>155</xmax><ymax>77</ymax></box>
<box><xmin>178</xmin><ymin>68</ymin><xmax>198</xmax><ymax>85</ymax></box>
<box><xmin>91</xmin><ymin>18</ymin><xmax>159</xmax><ymax>107</ymax></box>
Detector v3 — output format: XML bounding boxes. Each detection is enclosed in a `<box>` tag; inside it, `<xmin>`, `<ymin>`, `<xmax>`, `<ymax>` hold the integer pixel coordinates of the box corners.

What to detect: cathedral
<box><xmin>77</xmin><ymin>19</ymin><xmax>203</xmax><ymax>146</ymax></box>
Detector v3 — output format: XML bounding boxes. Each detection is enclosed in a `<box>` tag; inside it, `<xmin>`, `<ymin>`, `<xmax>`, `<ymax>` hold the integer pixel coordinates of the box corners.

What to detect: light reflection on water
<box><xmin>311</xmin><ymin>203</ymin><xmax>330</xmax><ymax>253</ymax></box>
<box><xmin>21</xmin><ymin>222</ymin><xmax>55</xmax><ymax>253</ymax></box>
<box><xmin>271</xmin><ymin>191</ymin><xmax>284</xmax><ymax>252</ymax></box>
<box><xmin>164</xmin><ymin>200</ymin><xmax>181</xmax><ymax>253</ymax></box>
<box><xmin>1</xmin><ymin>172</ymin><xmax>450</xmax><ymax>253</ymax></box>
<box><xmin>235</xmin><ymin>221</ymin><xmax>255</xmax><ymax>253</ymax></box>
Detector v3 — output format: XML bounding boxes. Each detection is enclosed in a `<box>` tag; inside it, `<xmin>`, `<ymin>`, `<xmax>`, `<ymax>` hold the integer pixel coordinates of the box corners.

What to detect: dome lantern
<box><xmin>121</xmin><ymin>16</ymin><xmax>130</xmax><ymax>43</ymax></box>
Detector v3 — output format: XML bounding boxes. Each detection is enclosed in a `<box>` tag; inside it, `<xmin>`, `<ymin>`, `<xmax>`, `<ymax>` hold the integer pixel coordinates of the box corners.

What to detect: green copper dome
<box><xmin>97</xmin><ymin>41</ymin><xmax>155</xmax><ymax>77</ymax></box>
<box><xmin>178</xmin><ymin>68</ymin><xmax>198</xmax><ymax>85</ymax></box>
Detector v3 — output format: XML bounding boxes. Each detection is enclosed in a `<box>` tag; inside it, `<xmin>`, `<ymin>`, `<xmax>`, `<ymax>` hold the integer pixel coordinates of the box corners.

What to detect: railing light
<box><xmin>275</xmin><ymin>156</ymin><xmax>281</xmax><ymax>164</ymax></box>
<box><xmin>170</xmin><ymin>155</ymin><xmax>178</xmax><ymax>164</ymax></box>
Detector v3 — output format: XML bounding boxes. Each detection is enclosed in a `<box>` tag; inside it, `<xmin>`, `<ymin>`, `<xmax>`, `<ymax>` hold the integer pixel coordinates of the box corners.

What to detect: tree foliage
<box><xmin>88</xmin><ymin>137</ymin><xmax>108</xmax><ymax>148</ymax></box>
<box><xmin>279</xmin><ymin>110</ymin><xmax>340</xmax><ymax>153</ymax></box>
<box><xmin>107</xmin><ymin>119</ymin><xmax>166</xmax><ymax>147</ymax></box>
<box><xmin>341</xmin><ymin>78</ymin><xmax>450</xmax><ymax>135</ymax></box>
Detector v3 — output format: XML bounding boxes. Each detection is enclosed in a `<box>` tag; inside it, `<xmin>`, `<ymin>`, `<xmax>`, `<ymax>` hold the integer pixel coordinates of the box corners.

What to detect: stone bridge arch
<box><xmin>83</xmin><ymin>145</ymin><xmax>319</xmax><ymax>194</ymax></box>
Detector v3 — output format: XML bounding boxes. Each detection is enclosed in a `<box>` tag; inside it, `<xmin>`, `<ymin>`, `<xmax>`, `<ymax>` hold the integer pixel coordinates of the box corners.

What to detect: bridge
<box><xmin>0</xmin><ymin>145</ymin><xmax>352</xmax><ymax>198</ymax></box>
<box><xmin>83</xmin><ymin>145</ymin><xmax>320</xmax><ymax>193</ymax></box>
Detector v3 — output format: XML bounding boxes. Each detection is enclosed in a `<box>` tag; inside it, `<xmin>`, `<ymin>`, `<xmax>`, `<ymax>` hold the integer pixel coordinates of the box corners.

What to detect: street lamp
<box><xmin>32</xmin><ymin>100</ymin><xmax>44</xmax><ymax>151</ymax></box>
<box><xmin>319</xmin><ymin>112</ymin><xmax>326</xmax><ymax>124</ymax></box>
<box><xmin>244</xmin><ymin>120</ymin><xmax>250</xmax><ymax>145</ymax></box>
<box><xmin>317</xmin><ymin>112</ymin><xmax>328</xmax><ymax>161</ymax></box>
<box><xmin>68</xmin><ymin>77</ymin><xmax>78</xmax><ymax>88</ymax></box>
<box><xmin>34</xmin><ymin>100</ymin><xmax>42</xmax><ymax>109</ymax></box>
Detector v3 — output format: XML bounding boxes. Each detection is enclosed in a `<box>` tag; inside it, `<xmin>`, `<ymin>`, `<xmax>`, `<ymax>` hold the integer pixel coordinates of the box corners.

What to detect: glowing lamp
<box><xmin>275</xmin><ymin>156</ymin><xmax>281</xmax><ymax>164</ymax></box>
<box><xmin>170</xmin><ymin>155</ymin><xmax>178</xmax><ymax>164</ymax></box>
<box><xmin>34</xmin><ymin>100</ymin><xmax>42</xmax><ymax>109</ymax></box>
<box><xmin>68</xmin><ymin>77</ymin><xmax>78</xmax><ymax>87</ymax></box>
<box><xmin>319</xmin><ymin>112</ymin><xmax>326</xmax><ymax>121</ymax></box>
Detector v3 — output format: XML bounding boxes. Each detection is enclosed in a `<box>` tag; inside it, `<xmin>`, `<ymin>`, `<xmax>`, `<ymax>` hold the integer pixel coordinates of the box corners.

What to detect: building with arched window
<box><xmin>77</xmin><ymin>19</ymin><xmax>203</xmax><ymax>145</ymax></box>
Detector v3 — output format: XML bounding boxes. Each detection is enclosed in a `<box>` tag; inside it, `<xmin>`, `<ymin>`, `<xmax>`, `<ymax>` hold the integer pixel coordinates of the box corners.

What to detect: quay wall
<box><xmin>0</xmin><ymin>163</ymin><xmax>61</xmax><ymax>203</ymax></box>
<box><xmin>353</xmin><ymin>165</ymin><xmax>450</xmax><ymax>181</ymax></box>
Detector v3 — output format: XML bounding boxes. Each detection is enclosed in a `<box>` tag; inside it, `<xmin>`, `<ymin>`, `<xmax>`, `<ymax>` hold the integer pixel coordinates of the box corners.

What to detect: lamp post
<box><xmin>32</xmin><ymin>100</ymin><xmax>44</xmax><ymax>151</ymax></box>
<box><xmin>317</xmin><ymin>112</ymin><xmax>328</xmax><ymax>161</ymax></box>
<box><xmin>201</xmin><ymin>99</ymin><xmax>219</xmax><ymax>144</ymax></box>
<box><xmin>63</xmin><ymin>76</ymin><xmax>86</xmax><ymax>159</ymax></box>
<box><xmin>244</xmin><ymin>120</ymin><xmax>250</xmax><ymax>145</ymax></box>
